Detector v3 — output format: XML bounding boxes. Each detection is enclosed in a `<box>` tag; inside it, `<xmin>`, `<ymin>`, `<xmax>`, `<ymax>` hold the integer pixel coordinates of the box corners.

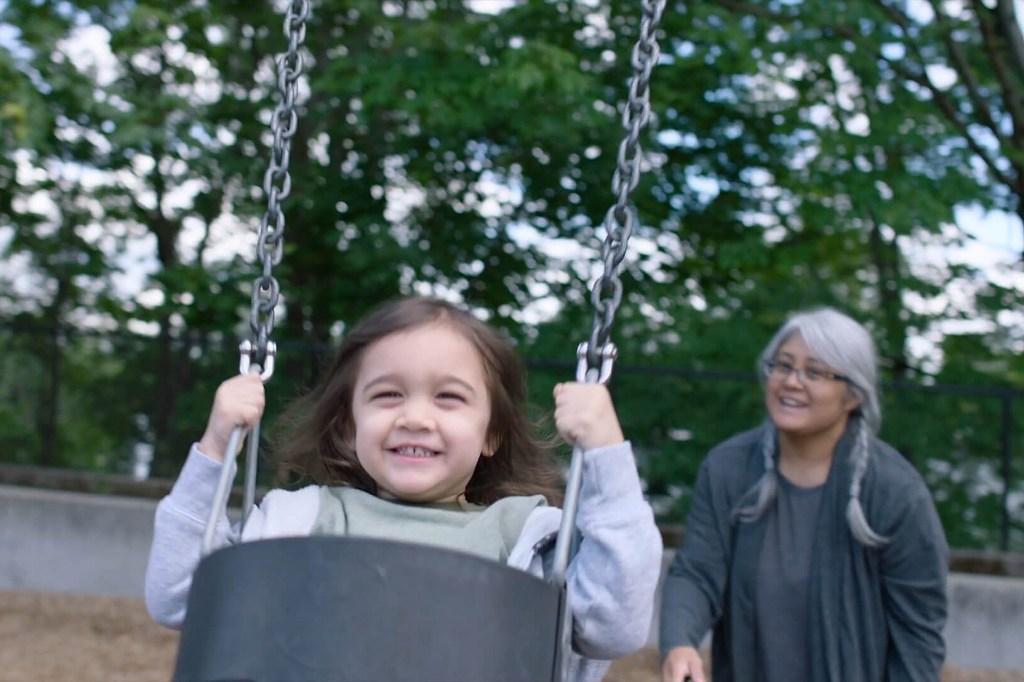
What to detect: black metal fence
<box><xmin>2</xmin><ymin>322</ymin><xmax>1021</xmax><ymax>552</ymax></box>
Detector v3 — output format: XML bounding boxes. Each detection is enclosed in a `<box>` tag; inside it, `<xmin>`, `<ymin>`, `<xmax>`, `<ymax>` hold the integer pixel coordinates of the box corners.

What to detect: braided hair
<box><xmin>731</xmin><ymin>308</ymin><xmax>888</xmax><ymax>548</ymax></box>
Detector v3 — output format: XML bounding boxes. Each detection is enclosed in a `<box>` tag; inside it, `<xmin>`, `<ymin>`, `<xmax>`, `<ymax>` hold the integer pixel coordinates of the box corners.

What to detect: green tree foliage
<box><xmin>1</xmin><ymin>0</ymin><xmax>1022</xmax><ymax>549</ymax></box>
<box><xmin>583</xmin><ymin>0</ymin><xmax>1024</xmax><ymax>537</ymax></box>
<box><xmin>650</xmin><ymin>0</ymin><xmax>1024</xmax><ymax>358</ymax></box>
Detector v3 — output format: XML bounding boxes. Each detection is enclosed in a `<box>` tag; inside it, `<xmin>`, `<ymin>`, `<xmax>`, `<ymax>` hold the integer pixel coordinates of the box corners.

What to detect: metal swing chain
<box><xmin>204</xmin><ymin>0</ymin><xmax>311</xmax><ymax>555</ymax></box>
<box><xmin>586</xmin><ymin>0</ymin><xmax>666</xmax><ymax>371</ymax></box>
<box><xmin>246</xmin><ymin>0</ymin><xmax>310</xmax><ymax>377</ymax></box>
<box><xmin>551</xmin><ymin>1</ymin><xmax>665</xmax><ymax>679</ymax></box>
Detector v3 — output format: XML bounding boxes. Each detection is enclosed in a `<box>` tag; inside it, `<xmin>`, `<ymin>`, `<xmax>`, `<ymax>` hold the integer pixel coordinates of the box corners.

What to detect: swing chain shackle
<box><xmin>249</xmin><ymin>0</ymin><xmax>310</xmax><ymax>371</ymax></box>
<box><xmin>586</xmin><ymin>0</ymin><xmax>665</xmax><ymax>372</ymax></box>
<box><xmin>239</xmin><ymin>339</ymin><xmax>277</xmax><ymax>382</ymax></box>
<box><xmin>575</xmin><ymin>342</ymin><xmax>617</xmax><ymax>385</ymax></box>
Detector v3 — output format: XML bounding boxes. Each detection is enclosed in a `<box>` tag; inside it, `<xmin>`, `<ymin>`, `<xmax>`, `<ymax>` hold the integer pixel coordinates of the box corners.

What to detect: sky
<box><xmin>956</xmin><ymin>205</ymin><xmax>1022</xmax><ymax>268</ymax></box>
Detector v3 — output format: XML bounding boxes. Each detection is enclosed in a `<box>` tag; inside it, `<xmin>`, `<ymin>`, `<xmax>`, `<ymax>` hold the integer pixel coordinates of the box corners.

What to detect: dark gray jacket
<box><xmin>660</xmin><ymin>424</ymin><xmax>948</xmax><ymax>681</ymax></box>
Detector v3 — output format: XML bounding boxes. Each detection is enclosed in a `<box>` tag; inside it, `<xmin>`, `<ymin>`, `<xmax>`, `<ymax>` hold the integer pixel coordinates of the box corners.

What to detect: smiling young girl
<box><xmin>145</xmin><ymin>296</ymin><xmax>662</xmax><ymax>682</ymax></box>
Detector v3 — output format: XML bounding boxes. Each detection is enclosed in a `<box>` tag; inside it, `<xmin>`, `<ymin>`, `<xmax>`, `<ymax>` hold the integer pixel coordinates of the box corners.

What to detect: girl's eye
<box><xmin>437</xmin><ymin>392</ymin><xmax>466</xmax><ymax>403</ymax></box>
<box><xmin>371</xmin><ymin>390</ymin><xmax>401</xmax><ymax>400</ymax></box>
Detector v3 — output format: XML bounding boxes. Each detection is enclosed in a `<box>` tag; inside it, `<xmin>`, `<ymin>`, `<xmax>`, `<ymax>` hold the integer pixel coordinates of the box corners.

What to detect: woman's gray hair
<box><xmin>732</xmin><ymin>307</ymin><xmax>889</xmax><ymax>547</ymax></box>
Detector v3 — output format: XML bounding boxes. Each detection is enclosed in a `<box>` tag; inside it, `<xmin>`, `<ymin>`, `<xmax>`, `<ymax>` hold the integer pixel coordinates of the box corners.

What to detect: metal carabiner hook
<box><xmin>575</xmin><ymin>341</ymin><xmax>618</xmax><ymax>384</ymax></box>
<box><xmin>239</xmin><ymin>339</ymin><xmax>277</xmax><ymax>382</ymax></box>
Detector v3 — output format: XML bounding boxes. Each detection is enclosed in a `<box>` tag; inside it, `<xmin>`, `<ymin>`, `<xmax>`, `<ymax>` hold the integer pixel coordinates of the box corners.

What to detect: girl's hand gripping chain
<box><xmin>552</xmin><ymin>382</ymin><xmax>625</xmax><ymax>451</ymax></box>
<box><xmin>198</xmin><ymin>373</ymin><xmax>266</xmax><ymax>462</ymax></box>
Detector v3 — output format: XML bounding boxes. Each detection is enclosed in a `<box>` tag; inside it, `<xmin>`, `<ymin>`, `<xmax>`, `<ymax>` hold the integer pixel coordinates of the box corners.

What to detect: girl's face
<box><xmin>350</xmin><ymin>321</ymin><xmax>494</xmax><ymax>503</ymax></box>
<box><xmin>765</xmin><ymin>333</ymin><xmax>860</xmax><ymax>445</ymax></box>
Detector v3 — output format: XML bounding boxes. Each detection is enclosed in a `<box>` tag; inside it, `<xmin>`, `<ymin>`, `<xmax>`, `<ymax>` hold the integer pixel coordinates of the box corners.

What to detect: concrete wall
<box><xmin>945</xmin><ymin>572</ymin><xmax>1024</xmax><ymax>671</ymax></box>
<box><xmin>0</xmin><ymin>484</ymin><xmax>158</xmax><ymax>597</ymax></box>
<box><xmin>2</xmin><ymin>484</ymin><xmax>1023</xmax><ymax>672</ymax></box>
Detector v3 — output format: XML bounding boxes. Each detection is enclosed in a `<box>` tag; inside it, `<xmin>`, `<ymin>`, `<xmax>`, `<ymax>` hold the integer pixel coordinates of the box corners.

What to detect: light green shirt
<box><xmin>311</xmin><ymin>487</ymin><xmax>547</xmax><ymax>563</ymax></box>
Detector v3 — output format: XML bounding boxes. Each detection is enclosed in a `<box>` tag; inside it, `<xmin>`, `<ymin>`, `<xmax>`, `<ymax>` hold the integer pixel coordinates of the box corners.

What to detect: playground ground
<box><xmin>1</xmin><ymin>591</ymin><xmax>1023</xmax><ymax>682</ymax></box>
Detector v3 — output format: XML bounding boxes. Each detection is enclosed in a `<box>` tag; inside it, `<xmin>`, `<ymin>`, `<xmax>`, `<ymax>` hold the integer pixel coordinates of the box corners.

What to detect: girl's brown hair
<box><xmin>273</xmin><ymin>296</ymin><xmax>565</xmax><ymax>506</ymax></box>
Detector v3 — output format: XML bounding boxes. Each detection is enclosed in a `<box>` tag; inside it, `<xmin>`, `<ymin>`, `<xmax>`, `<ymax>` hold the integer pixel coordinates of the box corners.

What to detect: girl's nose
<box><xmin>396</xmin><ymin>400</ymin><xmax>436</xmax><ymax>431</ymax></box>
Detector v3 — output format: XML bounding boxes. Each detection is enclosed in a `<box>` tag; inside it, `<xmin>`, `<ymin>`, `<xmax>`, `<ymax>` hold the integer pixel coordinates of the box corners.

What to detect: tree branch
<box><xmin>970</xmin><ymin>0</ymin><xmax>1024</xmax><ymax>141</ymax></box>
<box><xmin>714</xmin><ymin>0</ymin><xmax>791</xmax><ymax>23</ymax></box>
<box><xmin>924</xmin><ymin>0</ymin><xmax>1008</xmax><ymax>135</ymax></box>
<box><xmin>709</xmin><ymin>0</ymin><xmax>1016</xmax><ymax>187</ymax></box>
<box><xmin>886</xmin><ymin>55</ymin><xmax>1015</xmax><ymax>187</ymax></box>
<box><xmin>996</xmin><ymin>0</ymin><xmax>1024</xmax><ymax>84</ymax></box>
<box><xmin>866</xmin><ymin>0</ymin><xmax>1014</xmax><ymax>186</ymax></box>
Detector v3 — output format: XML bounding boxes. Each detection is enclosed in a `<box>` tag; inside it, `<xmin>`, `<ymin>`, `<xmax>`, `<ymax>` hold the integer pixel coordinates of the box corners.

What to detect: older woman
<box><xmin>660</xmin><ymin>308</ymin><xmax>948</xmax><ymax>682</ymax></box>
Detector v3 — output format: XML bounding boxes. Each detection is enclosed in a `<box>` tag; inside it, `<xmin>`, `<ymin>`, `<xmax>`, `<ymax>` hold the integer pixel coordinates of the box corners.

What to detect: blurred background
<box><xmin>1</xmin><ymin>0</ymin><xmax>1023</xmax><ymax>555</ymax></box>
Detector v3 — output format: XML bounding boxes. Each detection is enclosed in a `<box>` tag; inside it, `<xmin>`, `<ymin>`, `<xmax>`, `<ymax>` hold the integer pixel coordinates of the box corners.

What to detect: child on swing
<box><xmin>145</xmin><ymin>295</ymin><xmax>662</xmax><ymax>682</ymax></box>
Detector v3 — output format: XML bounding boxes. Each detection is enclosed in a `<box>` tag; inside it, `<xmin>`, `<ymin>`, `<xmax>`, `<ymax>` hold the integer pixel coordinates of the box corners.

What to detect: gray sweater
<box><xmin>146</xmin><ymin>441</ymin><xmax>662</xmax><ymax>682</ymax></box>
<box><xmin>660</xmin><ymin>425</ymin><xmax>949</xmax><ymax>681</ymax></box>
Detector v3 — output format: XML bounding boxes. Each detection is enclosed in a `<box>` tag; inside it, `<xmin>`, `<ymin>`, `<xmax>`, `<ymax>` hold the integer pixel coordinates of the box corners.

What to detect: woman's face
<box><xmin>764</xmin><ymin>333</ymin><xmax>861</xmax><ymax>443</ymax></box>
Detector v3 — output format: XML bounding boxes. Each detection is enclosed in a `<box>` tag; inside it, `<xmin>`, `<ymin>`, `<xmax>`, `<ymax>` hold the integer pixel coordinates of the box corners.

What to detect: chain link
<box><xmin>248</xmin><ymin>0</ymin><xmax>310</xmax><ymax>373</ymax></box>
<box><xmin>585</xmin><ymin>0</ymin><xmax>665</xmax><ymax>372</ymax></box>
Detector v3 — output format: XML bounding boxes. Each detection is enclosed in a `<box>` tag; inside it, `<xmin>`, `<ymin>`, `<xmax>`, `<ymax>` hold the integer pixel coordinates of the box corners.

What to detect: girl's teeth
<box><xmin>396</xmin><ymin>447</ymin><xmax>434</xmax><ymax>457</ymax></box>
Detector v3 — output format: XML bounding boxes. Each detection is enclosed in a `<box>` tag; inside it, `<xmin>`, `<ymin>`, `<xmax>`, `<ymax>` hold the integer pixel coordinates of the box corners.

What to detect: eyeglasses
<box><xmin>764</xmin><ymin>359</ymin><xmax>849</xmax><ymax>385</ymax></box>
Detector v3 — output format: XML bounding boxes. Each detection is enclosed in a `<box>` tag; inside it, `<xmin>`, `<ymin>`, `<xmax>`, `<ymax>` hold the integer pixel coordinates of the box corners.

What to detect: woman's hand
<box><xmin>552</xmin><ymin>382</ymin><xmax>624</xmax><ymax>451</ymax></box>
<box><xmin>198</xmin><ymin>373</ymin><xmax>266</xmax><ymax>462</ymax></box>
<box><xmin>662</xmin><ymin>645</ymin><xmax>706</xmax><ymax>682</ymax></box>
